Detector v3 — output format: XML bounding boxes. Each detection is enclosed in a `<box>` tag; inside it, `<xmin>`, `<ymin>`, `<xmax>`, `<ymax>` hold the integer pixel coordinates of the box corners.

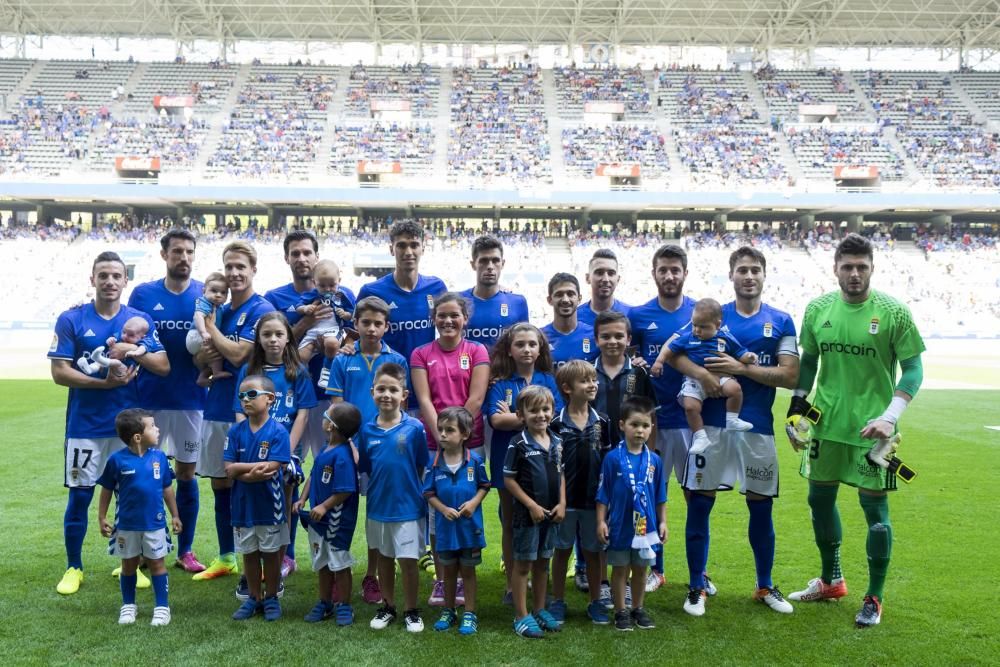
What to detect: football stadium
<box><xmin>1</xmin><ymin>0</ymin><xmax>998</xmax><ymax>664</ymax></box>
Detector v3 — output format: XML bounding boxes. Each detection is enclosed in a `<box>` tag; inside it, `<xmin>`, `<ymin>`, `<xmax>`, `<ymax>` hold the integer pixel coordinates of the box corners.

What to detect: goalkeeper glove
<box><xmin>865</xmin><ymin>432</ymin><xmax>917</xmax><ymax>483</ymax></box>
<box><xmin>785</xmin><ymin>396</ymin><xmax>822</xmax><ymax>451</ymax></box>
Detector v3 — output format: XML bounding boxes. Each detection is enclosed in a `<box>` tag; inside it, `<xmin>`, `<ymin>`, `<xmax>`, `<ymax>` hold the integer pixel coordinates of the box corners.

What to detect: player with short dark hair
<box><xmin>787</xmin><ymin>233</ymin><xmax>925</xmax><ymax>628</ymax></box>
<box><xmin>50</xmin><ymin>252</ymin><xmax>169</xmax><ymax>595</ymax></box>
<box><xmin>542</xmin><ymin>272</ymin><xmax>599</xmax><ymax>369</ymax></box>
<box><xmin>578</xmin><ymin>249</ymin><xmax>631</xmax><ymax>327</ymax></box>
<box><xmin>460</xmin><ymin>234</ymin><xmax>529</xmax><ymax>349</ymax></box>
<box><xmin>128</xmin><ymin>228</ymin><xmax>207</xmax><ymax>573</ymax></box>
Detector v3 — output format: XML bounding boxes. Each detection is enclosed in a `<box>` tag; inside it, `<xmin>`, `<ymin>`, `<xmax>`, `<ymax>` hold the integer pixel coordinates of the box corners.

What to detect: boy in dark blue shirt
<box><xmin>98</xmin><ymin>409</ymin><xmax>181</xmax><ymax>627</ymax></box>
<box><xmin>295</xmin><ymin>401</ymin><xmax>363</xmax><ymax>625</ymax></box>
<box><xmin>357</xmin><ymin>362</ymin><xmax>430</xmax><ymax>633</ymax></box>
<box><xmin>424</xmin><ymin>407</ymin><xmax>490</xmax><ymax>635</ymax></box>
<box><xmin>597</xmin><ymin>396</ymin><xmax>667</xmax><ymax>632</ymax></box>
<box><xmin>224</xmin><ymin>375</ymin><xmax>291</xmax><ymax>621</ymax></box>
<box><xmin>652</xmin><ymin>298</ymin><xmax>758</xmax><ymax>453</ymax></box>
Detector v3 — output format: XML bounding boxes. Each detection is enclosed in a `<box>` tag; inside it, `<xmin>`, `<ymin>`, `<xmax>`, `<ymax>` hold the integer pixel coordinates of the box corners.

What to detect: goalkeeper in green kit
<box><xmin>786</xmin><ymin>233</ymin><xmax>925</xmax><ymax>628</ymax></box>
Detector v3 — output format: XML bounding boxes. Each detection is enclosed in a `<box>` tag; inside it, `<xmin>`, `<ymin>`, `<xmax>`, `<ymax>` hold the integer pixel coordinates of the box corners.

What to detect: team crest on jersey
<box><xmin>763</xmin><ymin>322</ymin><xmax>773</xmax><ymax>338</ymax></box>
<box><xmin>460</xmin><ymin>354</ymin><xmax>470</xmax><ymax>370</ymax></box>
<box><xmin>237</xmin><ymin>312</ymin><xmax>247</xmax><ymax>326</ymax></box>
<box><xmin>258</xmin><ymin>441</ymin><xmax>270</xmax><ymax>459</ymax></box>
<box><xmin>467</xmin><ymin>466</ymin><xmax>474</xmax><ymax>482</ymax></box>
<box><xmin>625</xmin><ymin>374</ymin><xmax>636</xmax><ymax>394</ymax></box>
<box><xmin>153</xmin><ymin>461</ymin><xmax>161</xmax><ymax>480</ymax></box>
<box><xmin>583</xmin><ymin>338</ymin><xmax>591</xmax><ymax>354</ymax></box>
<box><xmin>717</xmin><ymin>338</ymin><xmax>726</xmax><ymax>352</ymax></box>
<box><xmin>426</xmin><ymin>295</ymin><xmax>434</xmax><ymax>310</ymax></box>
<box><xmin>505</xmin><ymin>388</ymin><xmax>513</xmax><ymax>406</ymax></box>
<box><xmin>869</xmin><ymin>318</ymin><xmax>879</xmax><ymax>335</ymax></box>
<box><xmin>321</xmin><ymin>465</ymin><xmax>332</xmax><ymax>484</ymax></box>
<box><xmin>285</xmin><ymin>393</ymin><xmax>294</xmax><ymax>408</ymax></box>
<box><xmin>500</xmin><ymin>303</ymin><xmax>509</xmax><ymax>317</ymax></box>
<box><xmin>49</xmin><ymin>334</ymin><xmax>58</xmax><ymax>353</ymax></box>
<box><xmin>647</xmin><ymin>465</ymin><xmax>655</xmax><ymax>483</ymax></box>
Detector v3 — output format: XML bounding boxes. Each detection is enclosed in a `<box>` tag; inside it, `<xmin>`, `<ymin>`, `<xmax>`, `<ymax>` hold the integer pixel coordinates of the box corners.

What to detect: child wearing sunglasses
<box><xmin>224</xmin><ymin>374</ymin><xmax>292</xmax><ymax>621</ymax></box>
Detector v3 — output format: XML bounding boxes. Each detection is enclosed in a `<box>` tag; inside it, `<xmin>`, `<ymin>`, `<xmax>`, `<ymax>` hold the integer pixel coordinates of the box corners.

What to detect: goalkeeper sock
<box><xmin>807</xmin><ymin>482</ymin><xmax>843</xmax><ymax>583</ymax></box>
<box><xmin>859</xmin><ymin>493</ymin><xmax>892</xmax><ymax>599</ymax></box>
<box><xmin>747</xmin><ymin>497</ymin><xmax>775</xmax><ymax>589</ymax></box>
<box><xmin>685</xmin><ymin>492</ymin><xmax>715</xmax><ymax>589</ymax></box>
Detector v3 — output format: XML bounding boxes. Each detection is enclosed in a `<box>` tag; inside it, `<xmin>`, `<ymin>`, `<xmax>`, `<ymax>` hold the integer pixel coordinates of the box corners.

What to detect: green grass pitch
<box><xmin>1</xmin><ymin>380</ymin><xmax>997</xmax><ymax>665</ymax></box>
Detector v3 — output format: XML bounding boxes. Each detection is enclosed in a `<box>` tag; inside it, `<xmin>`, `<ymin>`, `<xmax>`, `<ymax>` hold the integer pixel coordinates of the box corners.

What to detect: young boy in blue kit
<box><xmin>503</xmin><ymin>385</ymin><xmax>566</xmax><ymax>639</ymax></box>
<box><xmin>425</xmin><ymin>407</ymin><xmax>490</xmax><ymax>635</ymax></box>
<box><xmin>357</xmin><ymin>362</ymin><xmax>430</xmax><ymax>633</ymax></box>
<box><xmin>651</xmin><ymin>297</ymin><xmax>758</xmax><ymax>454</ymax></box>
<box><xmin>596</xmin><ymin>396</ymin><xmax>667</xmax><ymax>632</ymax></box>
<box><xmin>294</xmin><ymin>401</ymin><xmax>363</xmax><ymax>625</ymax></box>
<box><xmin>98</xmin><ymin>409</ymin><xmax>181</xmax><ymax>627</ymax></box>
<box><xmin>224</xmin><ymin>375</ymin><xmax>292</xmax><ymax>622</ymax></box>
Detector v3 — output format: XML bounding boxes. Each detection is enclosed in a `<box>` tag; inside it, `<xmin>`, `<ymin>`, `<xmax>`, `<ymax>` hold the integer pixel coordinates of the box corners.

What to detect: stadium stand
<box><xmin>785</xmin><ymin>127</ymin><xmax>906</xmax><ymax>181</ymax></box>
<box><xmin>758</xmin><ymin>67</ymin><xmax>872</xmax><ymax>123</ymax></box>
<box><xmin>561</xmin><ymin>124</ymin><xmax>669</xmax><ymax>180</ymax></box>
<box><xmin>345</xmin><ymin>63</ymin><xmax>439</xmax><ymax>118</ymax></box>
<box><xmin>329</xmin><ymin>121</ymin><xmax>435</xmax><ymax>177</ymax></box>
<box><xmin>553</xmin><ymin>66</ymin><xmax>652</xmax><ymax>119</ymax></box>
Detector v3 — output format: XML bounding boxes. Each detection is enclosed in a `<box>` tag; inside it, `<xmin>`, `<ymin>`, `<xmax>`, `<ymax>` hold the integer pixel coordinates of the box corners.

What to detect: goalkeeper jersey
<box><xmin>800</xmin><ymin>289</ymin><xmax>925</xmax><ymax>448</ymax></box>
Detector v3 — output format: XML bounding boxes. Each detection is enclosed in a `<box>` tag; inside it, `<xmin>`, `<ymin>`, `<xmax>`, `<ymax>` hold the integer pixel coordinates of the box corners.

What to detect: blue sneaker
<box><xmin>587</xmin><ymin>600</ymin><xmax>610</xmax><ymax>625</ymax></box>
<box><xmin>502</xmin><ymin>590</ymin><xmax>514</xmax><ymax>606</ymax></box>
<box><xmin>235</xmin><ymin>575</ymin><xmax>249</xmax><ymax>601</ymax></box>
<box><xmin>534</xmin><ymin>608</ymin><xmax>562</xmax><ymax>632</ymax></box>
<box><xmin>304</xmin><ymin>600</ymin><xmax>334</xmax><ymax>623</ymax></box>
<box><xmin>548</xmin><ymin>599</ymin><xmax>567</xmax><ymax>624</ymax></box>
<box><xmin>334</xmin><ymin>603</ymin><xmax>354</xmax><ymax>627</ymax></box>
<box><xmin>513</xmin><ymin>614</ymin><xmax>544</xmax><ymax>638</ymax></box>
<box><xmin>232</xmin><ymin>597</ymin><xmax>261</xmax><ymax>620</ymax></box>
<box><xmin>262</xmin><ymin>596</ymin><xmax>282</xmax><ymax>621</ymax></box>
<box><xmin>434</xmin><ymin>607</ymin><xmax>458</xmax><ymax>632</ymax></box>
<box><xmin>458</xmin><ymin>611</ymin><xmax>478</xmax><ymax>636</ymax></box>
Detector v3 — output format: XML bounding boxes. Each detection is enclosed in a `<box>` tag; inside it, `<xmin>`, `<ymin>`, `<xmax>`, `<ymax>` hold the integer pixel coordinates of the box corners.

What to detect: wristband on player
<box><xmin>876</xmin><ymin>396</ymin><xmax>908</xmax><ymax>425</ymax></box>
<box><xmin>787</xmin><ymin>394</ymin><xmax>822</xmax><ymax>424</ymax></box>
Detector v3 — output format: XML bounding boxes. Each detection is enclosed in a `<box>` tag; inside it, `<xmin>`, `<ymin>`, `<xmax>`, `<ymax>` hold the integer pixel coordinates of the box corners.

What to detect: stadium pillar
<box><xmin>845</xmin><ymin>214</ymin><xmax>862</xmax><ymax>233</ymax></box>
<box><xmin>35</xmin><ymin>203</ymin><xmax>47</xmax><ymax>226</ymax></box>
<box><xmin>797</xmin><ymin>214</ymin><xmax>815</xmax><ymax>232</ymax></box>
<box><xmin>713</xmin><ymin>214</ymin><xmax>727</xmax><ymax>233</ymax></box>
<box><xmin>930</xmin><ymin>215</ymin><xmax>951</xmax><ymax>234</ymax></box>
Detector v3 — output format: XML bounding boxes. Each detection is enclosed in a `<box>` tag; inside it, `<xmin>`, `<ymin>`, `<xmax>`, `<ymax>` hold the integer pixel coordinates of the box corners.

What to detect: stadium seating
<box><xmin>554</xmin><ymin>66</ymin><xmax>652</xmax><ymax>119</ymax></box>
<box><xmin>758</xmin><ymin>68</ymin><xmax>872</xmax><ymax>123</ymax></box>
<box><xmin>345</xmin><ymin>64</ymin><xmax>439</xmax><ymax>118</ymax></box>
<box><xmin>785</xmin><ymin>127</ymin><xmax>906</xmax><ymax>181</ymax></box>
<box><xmin>561</xmin><ymin>125</ymin><xmax>669</xmax><ymax>180</ymax></box>
<box><xmin>329</xmin><ymin>122</ymin><xmax>434</xmax><ymax>177</ymax></box>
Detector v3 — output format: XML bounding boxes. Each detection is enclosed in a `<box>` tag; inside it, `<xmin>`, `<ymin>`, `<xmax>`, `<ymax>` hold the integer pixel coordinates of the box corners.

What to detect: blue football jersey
<box><xmin>128</xmin><ymin>279</ymin><xmax>206</xmax><ymax>411</ymax></box>
<box><xmin>356</xmin><ymin>273</ymin><xmax>447</xmax><ymax>361</ymax></box>
<box><xmin>422</xmin><ymin>450</ymin><xmax>490</xmax><ymax>552</ymax></box>
<box><xmin>48</xmin><ymin>303</ymin><xmax>162</xmax><ymax>439</ymax></box>
<box><xmin>459</xmin><ymin>287</ymin><xmax>530</xmax><ymax>349</ymax></box>
<box><xmin>223</xmin><ymin>418</ymin><xmax>291</xmax><ymax>527</ymax></box>
<box><xmin>265</xmin><ymin>282</ymin><xmax>357</xmax><ymax>394</ymax></box>
<box><xmin>324</xmin><ymin>342</ymin><xmax>409</xmax><ymax>426</ymax></box>
<box><xmin>576</xmin><ymin>299</ymin><xmax>632</xmax><ymax>327</ymax></box>
<box><xmin>97</xmin><ymin>447</ymin><xmax>173</xmax><ymax>532</ymax></box>
<box><xmin>233</xmin><ymin>364</ymin><xmax>318</xmax><ymax>431</ymax></box>
<box><xmin>720</xmin><ymin>301</ymin><xmax>798</xmax><ymax>435</ymax></box>
<box><xmin>356</xmin><ymin>413</ymin><xmax>429</xmax><ymax>522</ymax></box>
<box><xmin>202</xmin><ymin>294</ymin><xmax>275</xmax><ymax>423</ymax></box>
<box><xmin>595</xmin><ymin>444</ymin><xmax>667</xmax><ymax>551</ymax></box>
<box><xmin>541</xmin><ymin>321</ymin><xmax>599</xmax><ymax>369</ymax></box>
<box><xmin>307</xmin><ymin>443</ymin><xmax>359</xmax><ymax>551</ymax></box>
<box><xmin>627</xmin><ymin>296</ymin><xmax>696</xmax><ymax>429</ymax></box>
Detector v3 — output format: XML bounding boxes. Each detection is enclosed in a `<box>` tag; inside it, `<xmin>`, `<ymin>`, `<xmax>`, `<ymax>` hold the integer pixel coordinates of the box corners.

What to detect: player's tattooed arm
<box><xmin>706</xmin><ymin>352</ymin><xmax>799</xmax><ymax>389</ymax></box>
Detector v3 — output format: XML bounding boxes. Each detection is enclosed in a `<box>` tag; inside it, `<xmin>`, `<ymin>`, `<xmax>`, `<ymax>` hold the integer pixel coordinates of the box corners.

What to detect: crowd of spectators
<box><xmin>785</xmin><ymin>127</ymin><xmax>906</xmax><ymax>180</ymax></box>
<box><xmin>674</xmin><ymin>126</ymin><xmax>786</xmax><ymax>185</ymax></box>
<box><xmin>90</xmin><ymin>117</ymin><xmax>208</xmax><ymax>168</ymax></box>
<box><xmin>329</xmin><ymin>122</ymin><xmax>434</xmax><ymax>176</ymax></box>
<box><xmin>899</xmin><ymin>127</ymin><xmax>1000</xmax><ymax>189</ymax></box>
<box><xmin>661</xmin><ymin>73</ymin><xmax>759</xmax><ymax>124</ymax></box>
<box><xmin>346</xmin><ymin>63</ymin><xmax>439</xmax><ymax>117</ymax></box>
<box><xmin>561</xmin><ymin>125</ymin><xmax>669</xmax><ymax>179</ymax></box>
<box><xmin>554</xmin><ymin>66</ymin><xmax>651</xmax><ymax>115</ymax></box>
<box><xmin>207</xmin><ymin>102</ymin><xmax>323</xmax><ymax>180</ymax></box>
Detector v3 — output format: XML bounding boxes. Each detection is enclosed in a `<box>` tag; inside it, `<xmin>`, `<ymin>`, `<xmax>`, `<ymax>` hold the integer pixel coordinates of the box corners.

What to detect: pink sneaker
<box><xmin>456</xmin><ymin>578</ymin><xmax>466</xmax><ymax>606</ymax></box>
<box><xmin>428</xmin><ymin>579</ymin><xmax>446</xmax><ymax>607</ymax></box>
<box><xmin>362</xmin><ymin>575</ymin><xmax>383</xmax><ymax>605</ymax></box>
<box><xmin>176</xmin><ymin>552</ymin><xmax>206</xmax><ymax>573</ymax></box>
<box><xmin>281</xmin><ymin>556</ymin><xmax>297</xmax><ymax>578</ymax></box>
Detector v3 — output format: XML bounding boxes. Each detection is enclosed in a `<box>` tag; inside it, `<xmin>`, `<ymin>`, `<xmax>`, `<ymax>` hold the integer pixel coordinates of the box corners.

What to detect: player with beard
<box><xmin>577</xmin><ymin>249</ymin><xmax>631</xmax><ymax>327</ymax></box>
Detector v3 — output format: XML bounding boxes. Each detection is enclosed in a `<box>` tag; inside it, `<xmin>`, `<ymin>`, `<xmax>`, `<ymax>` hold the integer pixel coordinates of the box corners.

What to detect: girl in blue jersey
<box><xmin>485</xmin><ymin>322</ymin><xmax>562</xmax><ymax>603</ymax></box>
<box><xmin>234</xmin><ymin>312</ymin><xmax>317</xmax><ymax>585</ymax></box>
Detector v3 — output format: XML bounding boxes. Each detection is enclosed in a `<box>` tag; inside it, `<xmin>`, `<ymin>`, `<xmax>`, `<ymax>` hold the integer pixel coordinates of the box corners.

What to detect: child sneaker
<box><xmin>631</xmin><ymin>607</ymin><xmax>655</xmax><ymax>630</ymax></box>
<box><xmin>361</xmin><ymin>575</ymin><xmax>383</xmax><ymax>604</ymax></box>
<box><xmin>304</xmin><ymin>600</ymin><xmax>334</xmax><ymax>622</ymax></box>
<box><xmin>262</xmin><ymin>596</ymin><xmax>282</xmax><ymax>621</ymax></box>
<box><xmin>458</xmin><ymin>611</ymin><xmax>478</xmax><ymax>635</ymax></box>
<box><xmin>370</xmin><ymin>604</ymin><xmax>396</xmax><ymax>629</ymax></box>
<box><xmin>513</xmin><ymin>614</ymin><xmax>544</xmax><ymax>639</ymax></box>
<box><xmin>404</xmin><ymin>608</ymin><xmax>424</xmax><ymax>633</ymax></box>
<box><xmin>118</xmin><ymin>603</ymin><xmax>137</xmax><ymax>625</ymax></box>
<box><xmin>586</xmin><ymin>600</ymin><xmax>610</xmax><ymax>625</ymax></box>
<box><xmin>335</xmin><ymin>603</ymin><xmax>354</xmax><ymax>627</ymax></box>
<box><xmin>434</xmin><ymin>607</ymin><xmax>458</xmax><ymax>631</ymax></box>
<box><xmin>428</xmin><ymin>579</ymin><xmax>446</xmax><ymax>607</ymax></box>
<box><xmin>151</xmin><ymin>606</ymin><xmax>171</xmax><ymax>627</ymax></box>
<box><xmin>614</xmin><ymin>609</ymin><xmax>633</xmax><ymax>631</ymax></box>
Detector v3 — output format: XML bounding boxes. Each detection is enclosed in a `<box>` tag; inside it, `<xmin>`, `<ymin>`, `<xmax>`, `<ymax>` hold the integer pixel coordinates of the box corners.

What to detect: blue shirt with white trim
<box><xmin>232</xmin><ymin>364</ymin><xmax>318</xmax><ymax>431</ymax></box>
<box><xmin>356</xmin><ymin>412</ymin><xmax>430</xmax><ymax>522</ymax></box>
<box><xmin>541</xmin><ymin>321</ymin><xmax>599</xmax><ymax>369</ymax></box>
<box><xmin>576</xmin><ymin>298</ymin><xmax>632</xmax><ymax>327</ymax></box>
<box><xmin>503</xmin><ymin>429</ymin><xmax>564</xmax><ymax>528</ymax></box>
<box><xmin>48</xmin><ymin>303</ymin><xmax>162</xmax><ymax>439</ymax></box>
<box><xmin>97</xmin><ymin>447</ymin><xmax>174</xmax><ymax>532</ymax></box>
<box><xmin>202</xmin><ymin>294</ymin><xmax>275</xmax><ymax>423</ymax></box>
<box><xmin>628</xmin><ymin>296</ymin><xmax>696</xmax><ymax>429</ymax></box>
<box><xmin>595</xmin><ymin>443</ymin><xmax>667</xmax><ymax>551</ymax></box>
<box><xmin>128</xmin><ymin>278</ymin><xmax>206</xmax><ymax>411</ymax></box>
<box><xmin>485</xmin><ymin>371</ymin><xmax>563</xmax><ymax>486</ymax></box>
<box><xmin>459</xmin><ymin>287</ymin><xmax>530</xmax><ymax>349</ymax></box>
<box><xmin>324</xmin><ymin>342</ymin><xmax>409</xmax><ymax>426</ymax></box>
<box><xmin>356</xmin><ymin>273</ymin><xmax>447</xmax><ymax>361</ymax></box>
<box><xmin>423</xmin><ymin>449</ymin><xmax>490</xmax><ymax>552</ymax></box>
<box><xmin>223</xmin><ymin>417</ymin><xmax>291</xmax><ymax>527</ymax></box>
<box><xmin>307</xmin><ymin>443</ymin><xmax>359</xmax><ymax>551</ymax></box>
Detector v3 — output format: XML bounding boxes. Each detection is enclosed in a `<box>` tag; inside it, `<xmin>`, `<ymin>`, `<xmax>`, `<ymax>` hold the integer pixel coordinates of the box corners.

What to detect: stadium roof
<box><xmin>1</xmin><ymin>0</ymin><xmax>999</xmax><ymax>50</ymax></box>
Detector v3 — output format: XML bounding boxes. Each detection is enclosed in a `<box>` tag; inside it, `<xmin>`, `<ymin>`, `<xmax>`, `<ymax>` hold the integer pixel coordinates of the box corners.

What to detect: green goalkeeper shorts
<box><xmin>799</xmin><ymin>439</ymin><xmax>897</xmax><ymax>492</ymax></box>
